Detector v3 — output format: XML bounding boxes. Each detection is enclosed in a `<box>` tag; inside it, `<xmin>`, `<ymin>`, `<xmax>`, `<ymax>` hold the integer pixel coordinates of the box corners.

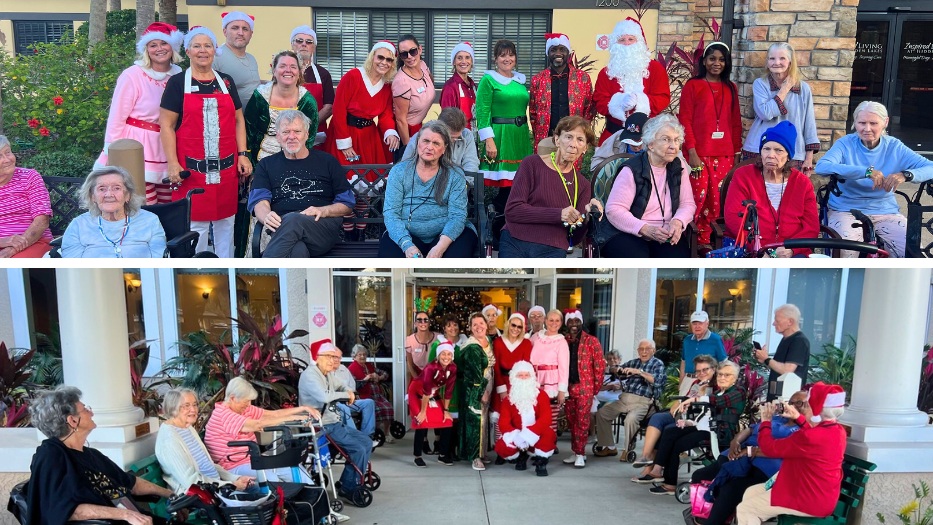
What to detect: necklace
<box><xmin>550</xmin><ymin>152</ymin><xmax>581</xmax><ymax>252</ymax></box>
<box><xmin>98</xmin><ymin>215</ymin><xmax>131</xmax><ymax>258</ymax></box>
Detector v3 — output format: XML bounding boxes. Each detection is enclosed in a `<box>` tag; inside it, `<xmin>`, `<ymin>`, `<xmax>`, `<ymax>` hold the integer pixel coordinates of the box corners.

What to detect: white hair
<box><xmin>225</xmin><ymin>376</ymin><xmax>258</xmax><ymax>402</ymax></box>
<box><xmin>851</xmin><ymin>101</ymin><xmax>889</xmax><ymax>131</ymax></box>
<box><xmin>350</xmin><ymin>344</ymin><xmax>368</xmax><ymax>358</ymax></box>
<box><xmin>641</xmin><ymin>114</ymin><xmax>685</xmax><ymax>148</ymax></box>
<box><xmin>718</xmin><ymin>359</ymin><xmax>740</xmax><ymax>377</ymax></box>
<box><xmin>775</xmin><ymin>304</ymin><xmax>801</xmax><ymax>325</ymax></box>
<box><xmin>636</xmin><ymin>339</ymin><xmax>656</xmax><ymax>350</ymax></box>
<box><xmin>821</xmin><ymin>406</ymin><xmax>845</xmax><ymax>421</ymax></box>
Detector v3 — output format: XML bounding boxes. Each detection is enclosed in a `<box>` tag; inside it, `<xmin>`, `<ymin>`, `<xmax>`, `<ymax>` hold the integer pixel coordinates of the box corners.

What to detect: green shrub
<box><xmin>21</xmin><ymin>149</ymin><xmax>95</xmax><ymax>178</ymax></box>
<box><xmin>76</xmin><ymin>9</ymin><xmax>139</xmax><ymax>41</ymax></box>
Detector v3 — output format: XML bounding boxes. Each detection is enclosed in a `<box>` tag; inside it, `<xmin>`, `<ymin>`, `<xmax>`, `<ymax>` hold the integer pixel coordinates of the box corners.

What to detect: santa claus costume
<box><xmin>97</xmin><ymin>22</ymin><xmax>183</xmax><ymax>204</ymax></box>
<box><xmin>408</xmin><ymin>344</ymin><xmax>457</xmax><ymax>465</ymax></box>
<box><xmin>493</xmin><ymin>361</ymin><xmax>557</xmax><ymax>476</ymax></box>
<box><xmin>491</xmin><ymin>313</ymin><xmax>534</xmax><ymax>448</ymax></box>
<box><xmin>593</xmin><ymin>18</ymin><xmax>671</xmax><ymax>145</ymax></box>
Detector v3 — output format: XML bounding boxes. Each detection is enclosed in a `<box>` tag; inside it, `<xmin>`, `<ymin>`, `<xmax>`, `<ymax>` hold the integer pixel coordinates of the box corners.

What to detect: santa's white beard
<box><xmin>607</xmin><ymin>41</ymin><xmax>651</xmax><ymax>92</ymax></box>
<box><xmin>509</xmin><ymin>377</ymin><xmax>539</xmax><ymax>415</ymax></box>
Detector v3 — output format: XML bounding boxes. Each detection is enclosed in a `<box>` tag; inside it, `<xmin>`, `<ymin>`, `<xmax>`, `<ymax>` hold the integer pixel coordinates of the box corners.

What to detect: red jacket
<box><xmin>758</xmin><ymin>420</ymin><xmax>846</xmax><ymax>517</ymax></box>
<box><xmin>724</xmin><ymin>164</ymin><xmax>819</xmax><ymax>256</ymax></box>
<box><xmin>529</xmin><ymin>67</ymin><xmax>595</xmax><ymax>148</ymax></box>
<box><xmin>677</xmin><ymin>78</ymin><xmax>743</xmax><ymax>156</ymax></box>
<box><xmin>498</xmin><ymin>389</ymin><xmax>553</xmax><ymax>444</ymax></box>
<box><xmin>566</xmin><ymin>331</ymin><xmax>606</xmax><ymax>399</ymax></box>
<box><xmin>593</xmin><ymin>61</ymin><xmax>671</xmax><ymax>144</ymax></box>
<box><xmin>493</xmin><ymin>337</ymin><xmax>534</xmax><ymax>396</ymax></box>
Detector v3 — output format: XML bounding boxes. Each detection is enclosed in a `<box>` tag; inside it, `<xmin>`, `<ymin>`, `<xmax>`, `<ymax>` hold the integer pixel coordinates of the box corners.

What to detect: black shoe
<box><xmin>437</xmin><ymin>455</ymin><xmax>454</xmax><ymax>466</ymax></box>
<box><xmin>414</xmin><ymin>457</ymin><xmax>427</xmax><ymax>468</ymax></box>
<box><xmin>494</xmin><ymin>455</ymin><xmax>506</xmax><ymax>465</ymax></box>
<box><xmin>515</xmin><ymin>452</ymin><xmax>528</xmax><ymax>471</ymax></box>
<box><xmin>535</xmin><ymin>458</ymin><xmax>549</xmax><ymax>477</ymax></box>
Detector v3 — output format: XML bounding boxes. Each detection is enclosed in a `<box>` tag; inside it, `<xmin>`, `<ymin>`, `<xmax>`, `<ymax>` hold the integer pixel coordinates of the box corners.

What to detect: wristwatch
<box><xmin>238</xmin><ymin>150</ymin><xmax>249</xmax><ymax>157</ymax></box>
<box><xmin>764</xmin><ymin>358</ymin><xmax>772</xmax><ymax>366</ymax></box>
<box><xmin>903</xmin><ymin>170</ymin><xmax>914</xmax><ymax>182</ymax></box>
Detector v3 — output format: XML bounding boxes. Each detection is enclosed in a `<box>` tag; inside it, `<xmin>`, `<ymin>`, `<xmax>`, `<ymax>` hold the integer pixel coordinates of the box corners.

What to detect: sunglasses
<box><xmin>509</xmin><ymin>323</ymin><xmax>523</xmax><ymax>329</ymax></box>
<box><xmin>695</xmin><ymin>367</ymin><xmax>713</xmax><ymax>374</ymax></box>
<box><xmin>415</xmin><ymin>318</ymin><xmax>430</xmax><ymax>323</ymax></box>
<box><xmin>293</xmin><ymin>38</ymin><xmax>314</xmax><ymax>45</ymax></box>
<box><xmin>374</xmin><ymin>54</ymin><xmax>395</xmax><ymax>63</ymax></box>
<box><xmin>399</xmin><ymin>48</ymin><xmax>419</xmax><ymax>59</ymax></box>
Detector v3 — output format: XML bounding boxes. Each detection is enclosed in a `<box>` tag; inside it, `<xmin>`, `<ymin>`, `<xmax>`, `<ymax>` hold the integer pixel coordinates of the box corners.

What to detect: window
<box><xmin>787</xmin><ymin>269</ymin><xmax>842</xmax><ymax>349</ymax></box>
<box><xmin>175</xmin><ymin>269</ymin><xmax>232</xmax><ymax>345</ymax></box>
<box><xmin>14</xmin><ymin>21</ymin><xmax>74</xmax><ymax>55</ymax></box>
<box><xmin>653</xmin><ymin>269</ymin><xmax>699</xmax><ymax>356</ymax></box>
<box><xmin>701</xmin><ymin>268</ymin><xmax>755</xmax><ymax>332</ymax></box>
<box><xmin>123</xmin><ymin>270</ymin><xmax>146</xmax><ymax>343</ymax></box>
<box><xmin>314</xmin><ymin>9</ymin><xmax>551</xmax><ymax>88</ymax></box>
<box><xmin>235</xmin><ymin>270</ymin><xmax>281</xmax><ymax>330</ymax></box>
<box><xmin>556</xmin><ymin>277</ymin><xmax>613</xmax><ymax>351</ymax></box>
<box><xmin>333</xmin><ymin>274</ymin><xmax>393</xmax><ymax>359</ymax></box>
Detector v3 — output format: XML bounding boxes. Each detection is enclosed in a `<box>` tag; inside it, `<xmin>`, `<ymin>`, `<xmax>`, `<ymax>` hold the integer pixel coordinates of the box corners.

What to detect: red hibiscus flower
<box><xmin>53</xmin><ymin>96</ymin><xmax>64</xmax><ymax>106</ymax></box>
<box><xmin>27</xmin><ymin>118</ymin><xmax>40</xmax><ymax>129</ymax></box>
<box><xmin>39</xmin><ymin>127</ymin><xmax>50</xmax><ymax>137</ymax></box>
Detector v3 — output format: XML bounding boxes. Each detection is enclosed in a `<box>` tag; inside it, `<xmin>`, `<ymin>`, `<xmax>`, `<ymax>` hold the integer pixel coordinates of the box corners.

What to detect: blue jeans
<box><xmin>498</xmin><ymin>229</ymin><xmax>568</xmax><ymax>258</ymax></box>
<box><xmin>336</xmin><ymin>399</ymin><xmax>376</xmax><ymax>437</ymax></box>
<box><xmin>648</xmin><ymin>411</ymin><xmax>676</xmax><ymax>431</ymax></box>
<box><xmin>323</xmin><ymin>422</ymin><xmax>372</xmax><ymax>491</ymax></box>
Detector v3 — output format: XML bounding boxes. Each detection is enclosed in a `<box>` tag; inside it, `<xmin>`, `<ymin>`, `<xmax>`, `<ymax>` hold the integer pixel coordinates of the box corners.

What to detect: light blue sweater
<box><xmin>742</xmin><ymin>77</ymin><xmax>819</xmax><ymax>162</ymax></box>
<box><xmin>61</xmin><ymin>209</ymin><xmax>166</xmax><ymax>258</ymax></box>
<box><xmin>815</xmin><ymin>134</ymin><xmax>933</xmax><ymax>215</ymax></box>
<box><xmin>383</xmin><ymin>159</ymin><xmax>475</xmax><ymax>251</ymax></box>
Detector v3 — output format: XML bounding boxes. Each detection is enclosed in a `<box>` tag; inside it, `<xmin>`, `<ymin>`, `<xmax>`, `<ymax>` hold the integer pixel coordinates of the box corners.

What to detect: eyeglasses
<box><xmin>399</xmin><ymin>48</ymin><xmax>419</xmax><ymax>59</ymax></box>
<box><xmin>179</xmin><ymin>403</ymin><xmax>198</xmax><ymax>410</ymax></box>
<box><xmin>374</xmin><ymin>54</ymin><xmax>394</xmax><ymax>63</ymax></box>
<box><xmin>718</xmin><ymin>372</ymin><xmax>737</xmax><ymax>377</ymax></box>
<box><xmin>319</xmin><ymin>354</ymin><xmax>342</xmax><ymax>360</ymax></box>
<box><xmin>415</xmin><ymin>318</ymin><xmax>430</xmax><ymax>323</ymax></box>
<box><xmin>293</xmin><ymin>38</ymin><xmax>314</xmax><ymax>45</ymax></box>
<box><xmin>657</xmin><ymin>136</ymin><xmax>684</xmax><ymax>147</ymax></box>
<box><xmin>788</xmin><ymin>400</ymin><xmax>806</xmax><ymax>408</ymax></box>
<box><xmin>509</xmin><ymin>323</ymin><xmax>523</xmax><ymax>329</ymax></box>
<box><xmin>695</xmin><ymin>367</ymin><xmax>712</xmax><ymax>374</ymax></box>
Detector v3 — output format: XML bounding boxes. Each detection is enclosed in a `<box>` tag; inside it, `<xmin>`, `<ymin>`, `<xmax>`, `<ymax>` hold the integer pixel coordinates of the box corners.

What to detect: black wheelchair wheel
<box><xmin>330</xmin><ymin>498</ymin><xmax>344</xmax><ymax>512</ymax></box>
<box><xmin>352</xmin><ymin>487</ymin><xmax>373</xmax><ymax>507</ymax></box>
<box><xmin>364</xmin><ymin>472</ymin><xmax>381</xmax><ymax>491</ymax></box>
<box><xmin>590</xmin><ymin>442</ymin><xmax>598</xmax><ymax>455</ymax></box>
<box><xmin>676</xmin><ymin>482</ymin><xmax>691</xmax><ymax>504</ymax></box>
<box><xmin>373</xmin><ymin>429</ymin><xmax>386</xmax><ymax>448</ymax></box>
<box><xmin>390</xmin><ymin>420</ymin><xmax>406</xmax><ymax>439</ymax></box>
<box><xmin>626</xmin><ymin>450</ymin><xmax>637</xmax><ymax>463</ymax></box>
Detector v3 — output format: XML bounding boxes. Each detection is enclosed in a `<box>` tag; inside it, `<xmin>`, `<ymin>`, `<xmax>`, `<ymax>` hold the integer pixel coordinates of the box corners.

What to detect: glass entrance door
<box><xmin>850</xmin><ymin>13</ymin><xmax>933</xmax><ymax>153</ymax></box>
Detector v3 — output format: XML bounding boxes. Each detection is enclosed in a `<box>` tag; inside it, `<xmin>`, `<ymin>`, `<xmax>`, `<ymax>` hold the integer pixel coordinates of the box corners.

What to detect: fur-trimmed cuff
<box><xmin>519</xmin><ymin>428</ymin><xmax>540</xmax><ymax>447</ymax></box>
<box><xmin>608</xmin><ymin>93</ymin><xmax>630</xmax><ymax>121</ymax></box>
<box><xmin>502</xmin><ymin>429</ymin><xmax>520</xmax><ymax>447</ymax></box>
<box><xmin>478</xmin><ymin>127</ymin><xmax>495</xmax><ymax>141</ymax></box>
<box><xmin>496</xmin><ymin>385</ymin><xmax>507</xmax><ymax>394</ymax></box>
<box><xmin>489</xmin><ymin>411</ymin><xmax>500</xmax><ymax>424</ymax></box>
<box><xmin>634</xmin><ymin>92</ymin><xmax>650</xmax><ymax>116</ymax></box>
<box><xmin>336</xmin><ymin>137</ymin><xmax>352</xmax><ymax>150</ymax></box>
<box><xmin>383</xmin><ymin>129</ymin><xmax>400</xmax><ymax>142</ymax></box>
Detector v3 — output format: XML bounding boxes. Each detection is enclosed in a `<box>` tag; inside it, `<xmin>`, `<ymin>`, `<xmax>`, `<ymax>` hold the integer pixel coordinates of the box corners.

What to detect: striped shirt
<box><xmin>204</xmin><ymin>402</ymin><xmax>264</xmax><ymax>470</ymax></box>
<box><xmin>174</xmin><ymin>425</ymin><xmax>220</xmax><ymax>479</ymax></box>
<box><xmin>0</xmin><ymin>168</ymin><xmax>53</xmax><ymax>240</ymax></box>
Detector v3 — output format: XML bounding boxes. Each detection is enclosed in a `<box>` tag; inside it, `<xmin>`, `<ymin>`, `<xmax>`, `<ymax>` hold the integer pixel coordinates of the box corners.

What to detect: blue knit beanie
<box><xmin>759</xmin><ymin>120</ymin><xmax>797</xmax><ymax>159</ymax></box>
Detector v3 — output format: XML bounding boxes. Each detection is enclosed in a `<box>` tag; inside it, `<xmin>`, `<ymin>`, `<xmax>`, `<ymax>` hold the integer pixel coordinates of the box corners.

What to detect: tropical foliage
<box><xmin>878</xmin><ymin>481</ymin><xmax>933</xmax><ymax>525</ymax></box>
<box><xmin>0</xmin><ymin>342</ymin><xmax>35</xmax><ymax>427</ymax></box>
<box><xmin>809</xmin><ymin>337</ymin><xmax>857</xmax><ymax>398</ymax></box>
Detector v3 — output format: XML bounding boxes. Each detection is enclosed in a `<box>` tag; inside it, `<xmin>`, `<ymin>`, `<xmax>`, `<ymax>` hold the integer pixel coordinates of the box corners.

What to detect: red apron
<box><xmin>302</xmin><ymin>63</ymin><xmax>328</xmax><ymax>133</ymax></box>
<box><xmin>174</xmin><ymin>68</ymin><xmax>238</xmax><ymax>221</ymax></box>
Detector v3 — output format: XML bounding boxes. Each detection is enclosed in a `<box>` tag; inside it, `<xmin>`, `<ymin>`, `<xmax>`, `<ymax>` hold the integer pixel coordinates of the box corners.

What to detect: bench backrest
<box><xmin>42</xmin><ymin>176</ymin><xmax>84</xmax><ymax>236</ymax></box>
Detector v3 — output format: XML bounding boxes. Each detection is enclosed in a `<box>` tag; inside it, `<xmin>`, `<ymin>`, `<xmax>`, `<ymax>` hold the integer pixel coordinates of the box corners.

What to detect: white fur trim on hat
<box><xmin>136</xmin><ymin>22</ymin><xmax>183</xmax><ymax>55</ymax></box>
<box><xmin>823</xmin><ymin>391</ymin><xmax>846</xmax><ymax>408</ymax></box>
<box><xmin>184</xmin><ymin>26</ymin><xmax>221</xmax><ymax>56</ymax></box>
<box><xmin>482</xmin><ymin>304</ymin><xmax>502</xmax><ymax>316</ymax></box>
<box><xmin>371</xmin><ymin>41</ymin><xmax>396</xmax><ymax>56</ymax></box>
<box><xmin>436</xmin><ymin>342</ymin><xmax>455</xmax><ymax>355</ymax></box>
<box><xmin>291</xmin><ymin>25</ymin><xmax>316</xmax><ymax>43</ymax></box>
<box><xmin>545</xmin><ymin>33</ymin><xmax>572</xmax><ymax>56</ymax></box>
<box><xmin>222</xmin><ymin>11</ymin><xmax>255</xmax><ymax>31</ymax></box>
<box><xmin>564</xmin><ymin>310</ymin><xmax>584</xmax><ymax>323</ymax></box>
<box><xmin>528</xmin><ymin>306</ymin><xmax>546</xmax><ymax>317</ymax></box>
<box><xmin>450</xmin><ymin>42</ymin><xmax>475</xmax><ymax>64</ymax></box>
<box><xmin>508</xmin><ymin>313</ymin><xmax>526</xmax><ymax>327</ymax></box>
<box><xmin>612</xmin><ymin>18</ymin><xmax>646</xmax><ymax>45</ymax></box>
<box><xmin>510</xmin><ymin>361</ymin><xmax>535</xmax><ymax>376</ymax></box>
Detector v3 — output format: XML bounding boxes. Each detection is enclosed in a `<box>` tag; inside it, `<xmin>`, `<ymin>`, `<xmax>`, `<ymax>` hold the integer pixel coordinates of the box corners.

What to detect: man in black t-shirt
<box><xmin>247</xmin><ymin>110</ymin><xmax>354</xmax><ymax>257</ymax></box>
<box><xmin>756</xmin><ymin>303</ymin><xmax>810</xmax><ymax>401</ymax></box>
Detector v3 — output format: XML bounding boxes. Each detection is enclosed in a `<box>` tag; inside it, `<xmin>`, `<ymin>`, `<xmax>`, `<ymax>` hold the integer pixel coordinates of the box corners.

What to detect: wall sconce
<box><xmin>126</xmin><ymin>279</ymin><xmax>142</xmax><ymax>293</ymax></box>
<box><xmin>728</xmin><ymin>288</ymin><xmax>741</xmax><ymax>301</ymax></box>
<box><xmin>202</xmin><ymin>289</ymin><xmax>211</xmax><ymax>299</ymax></box>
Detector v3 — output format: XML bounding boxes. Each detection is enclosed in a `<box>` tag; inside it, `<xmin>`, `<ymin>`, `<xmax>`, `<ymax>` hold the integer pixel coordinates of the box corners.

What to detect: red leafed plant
<box><xmin>0</xmin><ymin>342</ymin><xmax>36</xmax><ymax>427</ymax></box>
<box><xmin>655</xmin><ymin>17</ymin><xmax>722</xmax><ymax>114</ymax></box>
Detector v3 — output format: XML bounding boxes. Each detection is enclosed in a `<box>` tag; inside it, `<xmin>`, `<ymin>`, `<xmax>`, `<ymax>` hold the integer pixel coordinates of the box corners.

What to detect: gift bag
<box><xmin>690</xmin><ymin>480</ymin><xmax>715</xmax><ymax>519</ymax></box>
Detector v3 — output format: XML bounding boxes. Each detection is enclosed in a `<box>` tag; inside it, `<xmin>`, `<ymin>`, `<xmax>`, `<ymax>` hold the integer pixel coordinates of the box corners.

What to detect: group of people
<box><xmin>2</xmin><ymin>12</ymin><xmax>931</xmax><ymax>258</ymax></box>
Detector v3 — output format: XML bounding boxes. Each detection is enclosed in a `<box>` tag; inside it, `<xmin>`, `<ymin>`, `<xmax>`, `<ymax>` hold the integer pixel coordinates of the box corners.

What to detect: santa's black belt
<box><xmin>185</xmin><ymin>154</ymin><xmax>235</xmax><ymax>174</ymax></box>
<box><xmin>492</xmin><ymin>116</ymin><xmax>528</xmax><ymax>126</ymax></box>
<box><xmin>347</xmin><ymin>113</ymin><xmax>375</xmax><ymax>128</ymax></box>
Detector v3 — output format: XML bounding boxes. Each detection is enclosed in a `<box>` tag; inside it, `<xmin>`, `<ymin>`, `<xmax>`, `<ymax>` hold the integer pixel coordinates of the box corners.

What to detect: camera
<box><xmin>774</xmin><ymin>402</ymin><xmax>784</xmax><ymax>413</ymax></box>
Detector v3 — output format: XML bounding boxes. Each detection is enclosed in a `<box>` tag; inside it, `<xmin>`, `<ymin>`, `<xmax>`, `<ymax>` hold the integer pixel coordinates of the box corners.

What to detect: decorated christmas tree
<box><xmin>428</xmin><ymin>288</ymin><xmax>484</xmax><ymax>332</ymax></box>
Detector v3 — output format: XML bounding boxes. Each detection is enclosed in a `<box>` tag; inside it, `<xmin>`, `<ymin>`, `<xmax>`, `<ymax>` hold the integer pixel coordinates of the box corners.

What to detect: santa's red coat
<box><xmin>593</xmin><ymin>60</ymin><xmax>671</xmax><ymax>144</ymax></box>
<box><xmin>494</xmin><ymin>388</ymin><xmax>557</xmax><ymax>458</ymax></box>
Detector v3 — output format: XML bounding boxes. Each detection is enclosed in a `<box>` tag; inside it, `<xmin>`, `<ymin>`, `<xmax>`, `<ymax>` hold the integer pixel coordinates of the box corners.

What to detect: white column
<box><xmin>58</xmin><ymin>268</ymin><xmax>144</xmax><ymax>428</ymax></box>
<box><xmin>841</xmin><ymin>268</ymin><xmax>933</xmax><ymax>473</ymax></box>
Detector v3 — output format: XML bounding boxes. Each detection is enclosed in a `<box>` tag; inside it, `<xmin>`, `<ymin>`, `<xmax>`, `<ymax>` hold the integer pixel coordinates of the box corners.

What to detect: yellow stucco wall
<box><xmin>553</xmin><ymin>8</ymin><xmax>661</xmax><ymax>81</ymax></box>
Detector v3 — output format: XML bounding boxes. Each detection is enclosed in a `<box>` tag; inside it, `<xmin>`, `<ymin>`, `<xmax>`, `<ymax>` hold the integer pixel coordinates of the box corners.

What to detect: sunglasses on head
<box><xmin>293</xmin><ymin>38</ymin><xmax>314</xmax><ymax>45</ymax></box>
<box><xmin>399</xmin><ymin>48</ymin><xmax>419</xmax><ymax>59</ymax></box>
<box><xmin>374</xmin><ymin>54</ymin><xmax>394</xmax><ymax>63</ymax></box>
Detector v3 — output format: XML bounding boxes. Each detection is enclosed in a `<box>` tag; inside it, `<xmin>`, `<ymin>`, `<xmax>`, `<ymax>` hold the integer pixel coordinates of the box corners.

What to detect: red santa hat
<box><xmin>510</xmin><ymin>360</ymin><xmax>536</xmax><ymax>379</ymax></box>
<box><xmin>564</xmin><ymin>309</ymin><xmax>584</xmax><ymax>323</ymax></box>
<box><xmin>611</xmin><ymin>17</ymin><xmax>647</xmax><ymax>46</ymax></box>
<box><xmin>221</xmin><ymin>11</ymin><xmax>255</xmax><ymax>31</ymax></box>
<box><xmin>482</xmin><ymin>304</ymin><xmax>502</xmax><ymax>316</ymax></box>
<box><xmin>184</xmin><ymin>26</ymin><xmax>221</xmax><ymax>55</ymax></box>
<box><xmin>310</xmin><ymin>338</ymin><xmax>341</xmax><ymax>361</ymax></box>
<box><xmin>450</xmin><ymin>41</ymin><xmax>475</xmax><ymax>64</ymax></box>
<box><xmin>136</xmin><ymin>22</ymin><xmax>183</xmax><ymax>55</ymax></box>
<box><xmin>435</xmin><ymin>342</ymin><xmax>455</xmax><ymax>357</ymax></box>
<box><xmin>371</xmin><ymin>40</ymin><xmax>397</xmax><ymax>56</ymax></box>
<box><xmin>806</xmin><ymin>382</ymin><xmax>846</xmax><ymax>422</ymax></box>
<box><xmin>545</xmin><ymin>32</ymin><xmax>572</xmax><ymax>56</ymax></box>
<box><xmin>528</xmin><ymin>305</ymin><xmax>546</xmax><ymax>317</ymax></box>
<box><xmin>508</xmin><ymin>312</ymin><xmax>527</xmax><ymax>329</ymax></box>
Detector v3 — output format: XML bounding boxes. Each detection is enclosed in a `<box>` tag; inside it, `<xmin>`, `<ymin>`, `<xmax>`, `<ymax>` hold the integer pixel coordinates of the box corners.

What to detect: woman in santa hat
<box><xmin>408</xmin><ymin>343</ymin><xmax>457</xmax><ymax>467</ymax></box>
<box><xmin>97</xmin><ymin>22</ymin><xmax>183</xmax><ymax>205</ymax></box>
<box><xmin>440</xmin><ymin>42</ymin><xmax>477</xmax><ymax>130</ymax></box>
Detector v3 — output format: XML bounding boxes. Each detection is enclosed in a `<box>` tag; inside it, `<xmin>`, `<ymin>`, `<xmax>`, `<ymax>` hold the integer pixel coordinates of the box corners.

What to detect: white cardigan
<box><xmin>155</xmin><ymin>423</ymin><xmax>240</xmax><ymax>493</ymax></box>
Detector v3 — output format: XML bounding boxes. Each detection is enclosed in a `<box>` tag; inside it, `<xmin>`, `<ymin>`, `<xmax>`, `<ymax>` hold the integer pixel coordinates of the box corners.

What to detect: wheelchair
<box><xmin>7</xmin><ymin>480</ymin><xmax>164</xmax><ymax>525</ymax></box>
<box><xmin>669</xmin><ymin>400</ymin><xmax>740</xmax><ymax>505</ymax></box>
<box><xmin>589</xmin><ymin>394</ymin><xmax>660</xmax><ymax>462</ymax></box>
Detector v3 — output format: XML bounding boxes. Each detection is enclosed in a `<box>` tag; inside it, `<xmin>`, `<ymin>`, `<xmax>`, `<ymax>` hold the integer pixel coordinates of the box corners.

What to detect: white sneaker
<box><xmin>562</xmin><ymin>452</ymin><xmax>577</xmax><ymax>464</ymax></box>
<box><xmin>574</xmin><ymin>455</ymin><xmax>586</xmax><ymax>468</ymax></box>
<box><xmin>331</xmin><ymin>511</ymin><xmax>350</xmax><ymax>523</ymax></box>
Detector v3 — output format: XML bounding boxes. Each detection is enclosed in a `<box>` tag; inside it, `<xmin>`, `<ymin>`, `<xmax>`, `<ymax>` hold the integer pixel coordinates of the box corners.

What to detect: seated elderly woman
<box><xmin>815</xmin><ymin>100</ymin><xmax>933</xmax><ymax>258</ymax></box>
<box><xmin>156</xmin><ymin>388</ymin><xmax>254</xmax><ymax>493</ymax></box>
<box><xmin>736</xmin><ymin>382</ymin><xmax>848</xmax><ymax>524</ymax></box>
<box><xmin>204</xmin><ymin>377</ymin><xmax>321</xmax><ymax>482</ymax></box>
<box><xmin>725</xmin><ymin>121</ymin><xmax>819</xmax><ymax>257</ymax></box>
<box><xmin>25</xmin><ymin>385</ymin><xmax>174</xmax><ymax>524</ymax></box>
<box><xmin>647</xmin><ymin>360</ymin><xmax>745</xmax><ymax>495</ymax></box>
<box><xmin>600</xmin><ymin>113</ymin><xmax>697</xmax><ymax>258</ymax></box>
<box><xmin>0</xmin><ymin>135</ymin><xmax>53</xmax><ymax>258</ymax></box>
<box><xmin>61</xmin><ymin>166</ymin><xmax>167</xmax><ymax>258</ymax></box>
<box><xmin>595</xmin><ymin>350</ymin><xmax>624</xmax><ymax>405</ymax></box>
<box><xmin>633</xmin><ymin>354</ymin><xmax>716</xmax><ymax>482</ymax></box>
<box><xmin>379</xmin><ymin>119</ymin><xmax>477</xmax><ymax>258</ymax></box>
<box><xmin>348</xmin><ymin>344</ymin><xmax>396</xmax><ymax>444</ymax></box>
<box><xmin>686</xmin><ymin>390</ymin><xmax>806</xmax><ymax>525</ymax></box>
<box><xmin>500</xmin><ymin>115</ymin><xmax>603</xmax><ymax>258</ymax></box>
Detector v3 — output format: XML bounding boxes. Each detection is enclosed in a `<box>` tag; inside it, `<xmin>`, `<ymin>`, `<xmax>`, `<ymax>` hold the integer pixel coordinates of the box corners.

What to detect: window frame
<box><xmin>13</xmin><ymin>20</ymin><xmax>74</xmax><ymax>55</ymax></box>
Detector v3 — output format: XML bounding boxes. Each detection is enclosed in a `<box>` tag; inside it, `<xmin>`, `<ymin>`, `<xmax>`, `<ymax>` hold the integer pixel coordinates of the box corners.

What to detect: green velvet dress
<box><xmin>456</xmin><ymin>335</ymin><xmax>491</xmax><ymax>461</ymax></box>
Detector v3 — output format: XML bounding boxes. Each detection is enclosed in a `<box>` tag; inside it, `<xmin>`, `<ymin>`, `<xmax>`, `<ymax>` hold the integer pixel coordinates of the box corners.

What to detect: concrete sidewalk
<box><xmin>336</xmin><ymin>432</ymin><xmax>690</xmax><ymax>525</ymax></box>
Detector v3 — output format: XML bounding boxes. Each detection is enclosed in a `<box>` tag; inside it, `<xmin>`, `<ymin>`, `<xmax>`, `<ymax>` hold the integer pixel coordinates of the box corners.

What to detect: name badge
<box><xmin>416</xmin><ymin>86</ymin><xmax>426</xmax><ymax>94</ymax></box>
<box><xmin>191</xmin><ymin>85</ymin><xmax>199</xmax><ymax>92</ymax></box>
<box><xmin>711</xmin><ymin>131</ymin><xmax>725</xmax><ymax>139</ymax></box>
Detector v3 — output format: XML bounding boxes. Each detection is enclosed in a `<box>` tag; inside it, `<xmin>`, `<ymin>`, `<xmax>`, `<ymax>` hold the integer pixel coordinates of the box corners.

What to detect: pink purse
<box><xmin>690</xmin><ymin>480</ymin><xmax>714</xmax><ymax>519</ymax></box>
